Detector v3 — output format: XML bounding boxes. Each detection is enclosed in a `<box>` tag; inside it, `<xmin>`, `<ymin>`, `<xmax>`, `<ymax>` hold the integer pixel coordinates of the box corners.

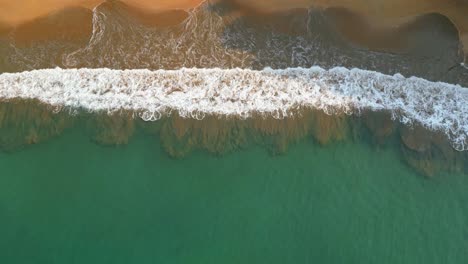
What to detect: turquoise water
<box><xmin>0</xmin><ymin>128</ymin><xmax>467</xmax><ymax>263</ymax></box>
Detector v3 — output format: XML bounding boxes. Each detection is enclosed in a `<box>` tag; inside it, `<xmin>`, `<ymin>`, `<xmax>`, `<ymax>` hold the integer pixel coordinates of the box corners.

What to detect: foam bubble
<box><xmin>0</xmin><ymin>67</ymin><xmax>467</xmax><ymax>150</ymax></box>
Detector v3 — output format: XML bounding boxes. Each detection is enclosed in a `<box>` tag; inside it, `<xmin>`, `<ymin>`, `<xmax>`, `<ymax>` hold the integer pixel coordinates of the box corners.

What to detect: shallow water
<box><xmin>1</xmin><ymin>0</ymin><xmax>468</xmax><ymax>263</ymax></box>
<box><xmin>0</xmin><ymin>127</ymin><xmax>467</xmax><ymax>264</ymax></box>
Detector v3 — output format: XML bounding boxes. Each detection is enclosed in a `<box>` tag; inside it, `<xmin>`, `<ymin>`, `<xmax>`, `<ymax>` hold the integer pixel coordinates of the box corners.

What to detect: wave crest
<box><xmin>0</xmin><ymin>66</ymin><xmax>467</xmax><ymax>150</ymax></box>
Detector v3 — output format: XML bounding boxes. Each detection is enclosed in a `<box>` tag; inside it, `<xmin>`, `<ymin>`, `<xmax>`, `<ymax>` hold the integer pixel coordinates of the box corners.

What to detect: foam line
<box><xmin>0</xmin><ymin>67</ymin><xmax>467</xmax><ymax>150</ymax></box>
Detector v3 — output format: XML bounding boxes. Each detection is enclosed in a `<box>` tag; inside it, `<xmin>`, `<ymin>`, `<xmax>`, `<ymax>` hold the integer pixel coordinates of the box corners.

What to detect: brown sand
<box><xmin>0</xmin><ymin>0</ymin><xmax>200</xmax><ymax>26</ymax></box>
<box><xmin>10</xmin><ymin>7</ymin><xmax>93</xmax><ymax>44</ymax></box>
<box><xmin>228</xmin><ymin>0</ymin><xmax>468</xmax><ymax>58</ymax></box>
<box><xmin>1</xmin><ymin>0</ymin><xmax>467</xmax><ymax>57</ymax></box>
<box><xmin>6</xmin><ymin>1</ymin><xmax>192</xmax><ymax>45</ymax></box>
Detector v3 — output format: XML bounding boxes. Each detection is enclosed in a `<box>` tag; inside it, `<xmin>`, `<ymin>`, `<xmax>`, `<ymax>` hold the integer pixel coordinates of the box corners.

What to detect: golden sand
<box><xmin>0</xmin><ymin>0</ymin><xmax>199</xmax><ymax>26</ymax></box>
<box><xmin>1</xmin><ymin>0</ymin><xmax>467</xmax><ymax>57</ymax></box>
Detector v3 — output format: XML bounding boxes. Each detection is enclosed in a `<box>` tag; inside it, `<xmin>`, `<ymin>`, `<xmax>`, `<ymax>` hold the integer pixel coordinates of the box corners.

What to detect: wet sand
<box><xmin>1</xmin><ymin>0</ymin><xmax>468</xmax><ymax>58</ymax></box>
<box><xmin>2</xmin><ymin>0</ymin><xmax>464</xmax><ymax>83</ymax></box>
<box><xmin>0</xmin><ymin>0</ymin><xmax>201</xmax><ymax>26</ymax></box>
<box><xmin>0</xmin><ymin>21</ymin><xmax>9</xmax><ymax>36</ymax></box>
<box><xmin>10</xmin><ymin>7</ymin><xmax>93</xmax><ymax>44</ymax></box>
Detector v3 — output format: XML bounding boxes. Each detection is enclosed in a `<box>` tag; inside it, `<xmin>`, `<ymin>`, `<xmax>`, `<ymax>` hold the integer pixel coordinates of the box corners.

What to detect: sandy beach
<box><xmin>1</xmin><ymin>0</ymin><xmax>467</xmax><ymax>57</ymax></box>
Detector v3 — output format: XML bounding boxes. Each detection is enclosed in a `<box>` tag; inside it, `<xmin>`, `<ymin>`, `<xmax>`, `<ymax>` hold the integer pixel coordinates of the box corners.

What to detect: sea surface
<box><xmin>0</xmin><ymin>1</ymin><xmax>468</xmax><ymax>263</ymax></box>
<box><xmin>0</xmin><ymin>126</ymin><xmax>468</xmax><ymax>264</ymax></box>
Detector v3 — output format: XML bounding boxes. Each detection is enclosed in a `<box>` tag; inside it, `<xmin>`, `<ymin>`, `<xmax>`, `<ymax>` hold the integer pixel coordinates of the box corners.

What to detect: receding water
<box><xmin>0</xmin><ymin>126</ymin><xmax>467</xmax><ymax>264</ymax></box>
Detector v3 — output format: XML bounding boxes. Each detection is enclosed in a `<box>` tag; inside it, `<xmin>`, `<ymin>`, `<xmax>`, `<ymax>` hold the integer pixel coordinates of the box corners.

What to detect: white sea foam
<box><xmin>0</xmin><ymin>67</ymin><xmax>467</xmax><ymax>150</ymax></box>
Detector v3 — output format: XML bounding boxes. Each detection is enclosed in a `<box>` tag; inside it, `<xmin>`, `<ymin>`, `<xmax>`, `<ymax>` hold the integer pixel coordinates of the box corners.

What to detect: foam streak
<box><xmin>0</xmin><ymin>67</ymin><xmax>467</xmax><ymax>150</ymax></box>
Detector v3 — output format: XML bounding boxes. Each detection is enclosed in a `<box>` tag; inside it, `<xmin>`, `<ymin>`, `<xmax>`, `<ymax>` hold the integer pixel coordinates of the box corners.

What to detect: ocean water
<box><xmin>0</xmin><ymin>126</ymin><xmax>467</xmax><ymax>264</ymax></box>
<box><xmin>1</xmin><ymin>1</ymin><xmax>468</xmax><ymax>263</ymax></box>
<box><xmin>2</xmin><ymin>67</ymin><xmax>467</xmax><ymax>150</ymax></box>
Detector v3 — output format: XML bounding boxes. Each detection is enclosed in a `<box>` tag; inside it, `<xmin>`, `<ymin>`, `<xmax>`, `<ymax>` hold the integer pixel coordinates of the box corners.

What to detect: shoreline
<box><xmin>1</xmin><ymin>66</ymin><xmax>467</xmax><ymax>152</ymax></box>
<box><xmin>0</xmin><ymin>67</ymin><xmax>468</xmax><ymax>177</ymax></box>
<box><xmin>1</xmin><ymin>0</ymin><xmax>467</xmax><ymax>59</ymax></box>
<box><xmin>1</xmin><ymin>0</ymin><xmax>466</xmax><ymax>87</ymax></box>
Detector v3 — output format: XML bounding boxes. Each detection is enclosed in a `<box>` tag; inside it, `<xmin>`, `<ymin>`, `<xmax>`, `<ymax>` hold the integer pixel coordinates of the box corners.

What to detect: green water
<box><xmin>0</xmin><ymin>129</ymin><xmax>467</xmax><ymax>264</ymax></box>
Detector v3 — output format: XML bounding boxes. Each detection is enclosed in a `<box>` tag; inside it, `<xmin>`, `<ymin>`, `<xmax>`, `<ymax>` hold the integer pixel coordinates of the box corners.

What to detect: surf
<box><xmin>0</xmin><ymin>66</ymin><xmax>467</xmax><ymax>151</ymax></box>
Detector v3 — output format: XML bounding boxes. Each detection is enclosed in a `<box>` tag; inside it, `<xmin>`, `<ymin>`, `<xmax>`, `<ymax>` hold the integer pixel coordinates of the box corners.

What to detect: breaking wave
<box><xmin>0</xmin><ymin>66</ymin><xmax>467</xmax><ymax>150</ymax></box>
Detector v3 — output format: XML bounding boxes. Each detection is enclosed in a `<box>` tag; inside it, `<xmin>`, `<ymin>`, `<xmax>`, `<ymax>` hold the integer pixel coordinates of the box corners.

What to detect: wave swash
<box><xmin>0</xmin><ymin>66</ymin><xmax>467</xmax><ymax>150</ymax></box>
